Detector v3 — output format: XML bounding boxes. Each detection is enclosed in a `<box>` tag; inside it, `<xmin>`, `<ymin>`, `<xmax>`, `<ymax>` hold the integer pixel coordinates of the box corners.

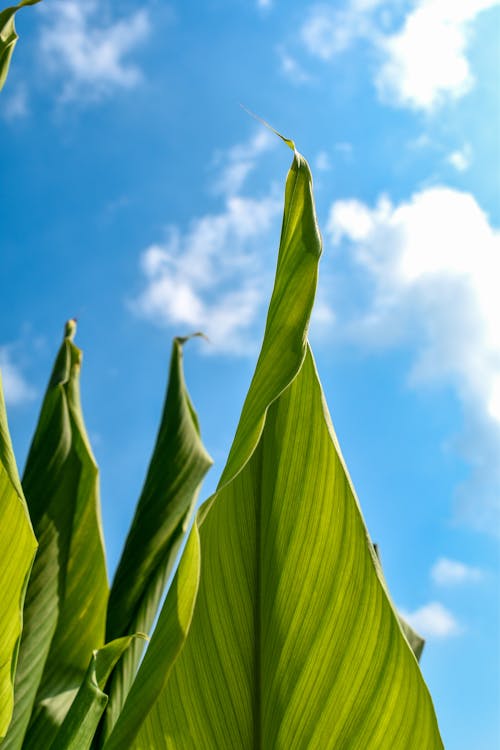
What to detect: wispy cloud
<box><xmin>39</xmin><ymin>0</ymin><xmax>151</xmax><ymax>102</ymax></box>
<box><xmin>300</xmin><ymin>4</ymin><xmax>368</xmax><ymax>61</ymax></box>
<box><xmin>212</xmin><ymin>129</ymin><xmax>276</xmax><ymax>196</ymax></box>
<box><xmin>431</xmin><ymin>557</ymin><xmax>484</xmax><ymax>586</ymax></box>
<box><xmin>0</xmin><ymin>348</ymin><xmax>36</xmax><ymax>407</ymax></box>
<box><xmin>298</xmin><ymin>0</ymin><xmax>498</xmax><ymax>111</ymax></box>
<box><xmin>447</xmin><ymin>145</ymin><xmax>472</xmax><ymax>172</ymax></box>
<box><xmin>399</xmin><ymin>602</ymin><xmax>461</xmax><ymax>638</ymax></box>
<box><xmin>315</xmin><ymin>151</ymin><xmax>332</xmax><ymax>171</ymax></box>
<box><xmin>278</xmin><ymin>48</ymin><xmax>312</xmax><ymax>84</ymax></box>
<box><xmin>131</xmin><ymin>129</ymin><xmax>282</xmax><ymax>354</ymax></box>
<box><xmin>1</xmin><ymin>85</ymin><xmax>29</xmax><ymax>121</ymax></box>
<box><xmin>328</xmin><ymin>186</ymin><xmax>500</xmax><ymax>532</ymax></box>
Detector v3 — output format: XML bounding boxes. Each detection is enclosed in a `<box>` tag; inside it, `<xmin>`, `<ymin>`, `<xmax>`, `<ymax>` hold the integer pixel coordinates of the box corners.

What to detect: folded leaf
<box><xmin>0</xmin><ymin>373</ymin><xmax>37</xmax><ymax>739</ymax></box>
<box><xmin>101</xmin><ymin>337</ymin><xmax>212</xmax><ymax>740</ymax></box>
<box><xmin>3</xmin><ymin>321</ymin><xmax>108</xmax><ymax>750</ymax></box>
<box><xmin>133</xmin><ymin>145</ymin><xmax>444</xmax><ymax>748</ymax></box>
<box><xmin>47</xmin><ymin>636</ymin><xmax>143</xmax><ymax>750</ymax></box>
<box><xmin>102</xmin><ymin>526</ymin><xmax>200</xmax><ymax>750</ymax></box>
<box><xmin>0</xmin><ymin>0</ymin><xmax>41</xmax><ymax>92</ymax></box>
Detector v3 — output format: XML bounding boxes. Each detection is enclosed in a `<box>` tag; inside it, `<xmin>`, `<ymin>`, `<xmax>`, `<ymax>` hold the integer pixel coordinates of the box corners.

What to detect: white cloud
<box><xmin>400</xmin><ymin>602</ymin><xmax>461</xmax><ymax>638</ymax></box>
<box><xmin>299</xmin><ymin>0</ymin><xmax>499</xmax><ymax>111</ymax></box>
<box><xmin>300</xmin><ymin>5</ymin><xmax>368</xmax><ymax>60</ymax></box>
<box><xmin>212</xmin><ymin>129</ymin><xmax>276</xmax><ymax>196</ymax></box>
<box><xmin>257</xmin><ymin>0</ymin><xmax>273</xmax><ymax>8</ymax></box>
<box><xmin>132</xmin><ymin>130</ymin><xmax>282</xmax><ymax>354</ymax></box>
<box><xmin>1</xmin><ymin>85</ymin><xmax>29</xmax><ymax>121</ymax></box>
<box><xmin>376</xmin><ymin>0</ymin><xmax>499</xmax><ymax>110</ymax></box>
<box><xmin>448</xmin><ymin>144</ymin><xmax>472</xmax><ymax>172</ymax></box>
<box><xmin>431</xmin><ymin>557</ymin><xmax>483</xmax><ymax>585</ymax></box>
<box><xmin>315</xmin><ymin>151</ymin><xmax>332</xmax><ymax>171</ymax></box>
<box><xmin>278</xmin><ymin>48</ymin><xmax>311</xmax><ymax>84</ymax></box>
<box><xmin>328</xmin><ymin>187</ymin><xmax>500</xmax><ymax>532</ymax></box>
<box><xmin>0</xmin><ymin>348</ymin><xmax>36</xmax><ymax>407</ymax></box>
<box><xmin>39</xmin><ymin>0</ymin><xmax>150</xmax><ymax>101</ymax></box>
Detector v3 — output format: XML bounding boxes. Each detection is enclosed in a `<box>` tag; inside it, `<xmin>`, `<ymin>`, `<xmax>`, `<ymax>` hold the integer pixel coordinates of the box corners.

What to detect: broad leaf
<box><xmin>133</xmin><ymin>145</ymin><xmax>444</xmax><ymax>748</ymax></box>
<box><xmin>0</xmin><ymin>0</ymin><xmax>41</xmax><ymax>91</ymax></box>
<box><xmin>48</xmin><ymin>635</ymin><xmax>143</xmax><ymax>750</ymax></box>
<box><xmin>101</xmin><ymin>337</ymin><xmax>212</xmax><ymax>741</ymax></box>
<box><xmin>102</xmin><ymin>526</ymin><xmax>200</xmax><ymax>750</ymax></box>
<box><xmin>0</xmin><ymin>373</ymin><xmax>37</xmax><ymax>739</ymax></box>
<box><xmin>3</xmin><ymin>321</ymin><xmax>108</xmax><ymax>750</ymax></box>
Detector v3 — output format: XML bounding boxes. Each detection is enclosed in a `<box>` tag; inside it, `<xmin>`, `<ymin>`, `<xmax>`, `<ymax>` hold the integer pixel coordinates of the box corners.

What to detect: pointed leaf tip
<box><xmin>64</xmin><ymin>319</ymin><xmax>77</xmax><ymax>340</ymax></box>
<box><xmin>174</xmin><ymin>332</ymin><xmax>208</xmax><ymax>347</ymax></box>
<box><xmin>240</xmin><ymin>105</ymin><xmax>296</xmax><ymax>152</ymax></box>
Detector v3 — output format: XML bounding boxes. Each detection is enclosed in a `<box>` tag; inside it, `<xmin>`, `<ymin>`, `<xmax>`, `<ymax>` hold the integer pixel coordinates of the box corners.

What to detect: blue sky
<box><xmin>1</xmin><ymin>0</ymin><xmax>499</xmax><ymax>746</ymax></box>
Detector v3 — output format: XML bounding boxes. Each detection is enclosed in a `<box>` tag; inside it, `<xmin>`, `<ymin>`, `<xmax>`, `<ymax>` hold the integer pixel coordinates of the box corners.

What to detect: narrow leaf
<box><xmin>0</xmin><ymin>0</ymin><xmax>41</xmax><ymax>92</ymax></box>
<box><xmin>0</xmin><ymin>373</ymin><xmax>37</xmax><ymax>739</ymax></box>
<box><xmin>3</xmin><ymin>321</ymin><xmax>108</xmax><ymax>750</ymax></box>
<box><xmin>102</xmin><ymin>526</ymin><xmax>200</xmax><ymax>750</ymax></box>
<box><xmin>134</xmin><ymin>147</ymin><xmax>444</xmax><ymax>748</ymax></box>
<box><xmin>47</xmin><ymin>636</ymin><xmax>143</xmax><ymax>750</ymax></box>
<box><xmin>101</xmin><ymin>337</ymin><xmax>212</xmax><ymax>740</ymax></box>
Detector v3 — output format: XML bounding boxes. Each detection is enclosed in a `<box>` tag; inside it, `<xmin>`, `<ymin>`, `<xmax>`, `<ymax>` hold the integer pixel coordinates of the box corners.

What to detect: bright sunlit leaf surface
<box><xmin>0</xmin><ymin>0</ymin><xmax>41</xmax><ymax>92</ymax></box>
<box><xmin>0</xmin><ymin>376</ymin><xmax>37</xmax><ymax>739</ymax></box>
<box><xmin>132</xmin><ymin>145</ymin><xmax>444</xmax><ymax>749</ymax></box>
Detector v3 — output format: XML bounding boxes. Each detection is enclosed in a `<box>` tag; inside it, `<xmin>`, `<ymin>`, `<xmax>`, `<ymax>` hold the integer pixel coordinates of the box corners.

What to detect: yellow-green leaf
<box><xmin>132</xmin><ymin>145</ymin><xmax>444</xmax><ymax>748</ymax></box>
<box><xmin>102</xmin><ymin>526</ymin><xmax>200</xmax><ymax>750</ymax></box>
<box><xmin>100</xmin><ymin>338</ymin><xmax>212</xmax><ymax>742</ymax></box>
<box><xmin>47</xmin><ymin>635</ymin><xmax>144</xmax><ymax>750</ymax></box>
<box><xmin>0</xmin><ymin>373</ymin><xmax>37</xmax><ymax>739</ymax></box>
<box><xmin>0</xmin><ymin>0</ymin><xmax>41</xmax><ymax>92</ymax></box>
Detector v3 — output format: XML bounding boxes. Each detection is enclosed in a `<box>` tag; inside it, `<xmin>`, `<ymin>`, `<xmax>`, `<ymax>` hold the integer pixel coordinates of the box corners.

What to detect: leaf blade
<box><xmin>47</xmin><ymin>636</ymin><xmax>142</xmax><ymax>750</ymax></box>
<box><xmin>101</xmin><ymin>337</ymin><xmax>212</xmax><ymax>741</ymax></box>
<box><xmin>0</xmin><ymin>373</ymin><xmax>37</xmax><ymax>739</ymax></box>
<box><xmin>133</xmin><ymin>147</ymin><xmax>443</xmax><ymax>749</ymax></box>
<box><xmin>0</xmin><ymin>0</ymin><xmax>41</xmax><ymax>92</ymax></box>
<box><xmin>3</xmin><ymin>321</ymin><xmax>108</xmax><ymax>750</ymax></box>
<box><xmin>102</xmin><ymin>526</ymin><xmax>200</xmax><ymax>750</ymax></box>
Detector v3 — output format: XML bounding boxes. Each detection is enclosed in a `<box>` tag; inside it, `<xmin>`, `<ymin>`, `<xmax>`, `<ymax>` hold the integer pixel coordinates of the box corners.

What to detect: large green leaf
<box><xmin>2</xmin><ymin>321</ymin><xmax>108</xmax><ymax>750</ymax></box>
<box><xmin>0</xmin><ymin>374</ymin><xmax>37</xmax><ymax>739</ymax></box>
<box><xmin>133</xmin><ymin>145</ymin><xmax>444</xmax><ymax>748</ymax></box>
<box><xmin>0</xmin><ymin>0</ymin><xmax>41</xmax><ymax>92</ymax></box>
<box><xmin>101</xmin><ymin>337</ymin><xmax>212</xmax><ymax>741</ymax></box>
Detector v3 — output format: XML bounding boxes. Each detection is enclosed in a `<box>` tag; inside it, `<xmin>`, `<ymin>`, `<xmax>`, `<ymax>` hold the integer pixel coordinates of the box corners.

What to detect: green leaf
<box><xmin>373</xmin><ymin>543</ymin><xmax>425</xmax><ymax>662</ymax></box>
<box><xmin>2</xmin><ymin>320</ymin><xmax>108</xmax><ymax>750</ymax></box>
<box><xmin>132</xmin><ymin>146</ymin><xmax>444</xmax><ymax>748</ymax></box>
<box><xmin>0</xmin><ymin>0</ymin><xmax>41</xmax><ymax>92</ymax></box>
<box><xmin>101</xmin><ymin>337</ymin><xmax>212</xmax><ymax>741</ymax></box>
<box><xmin>47</xmin><ymin>636</ymin><xmax>143</xmax><ymax>750</ymax></box>
<box><xmin>0</xmin><ymin>373</ymin><xmax>37</xmax><ymax>739</ymax></box>
<box><xmin>102</xmin><ymin>526</ymin><xmax>200</xmax><ymax>750</ymax></box>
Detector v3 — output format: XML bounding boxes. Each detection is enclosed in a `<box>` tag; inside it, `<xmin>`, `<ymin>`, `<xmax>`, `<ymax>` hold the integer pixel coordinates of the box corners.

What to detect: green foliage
<box><xmin>0</xmin><ymin>138</ymin><xmax>444</xmax><ymax>747</ymax></box>
<box><xmin>0</xmin><ymin>0</ymin><xmax>41</xmax><ymax>92</ymax></box>
<box><xmin>0</xmin><ymin>375</ymin><xmax>37</xmax><ymax>739</ymax></box>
